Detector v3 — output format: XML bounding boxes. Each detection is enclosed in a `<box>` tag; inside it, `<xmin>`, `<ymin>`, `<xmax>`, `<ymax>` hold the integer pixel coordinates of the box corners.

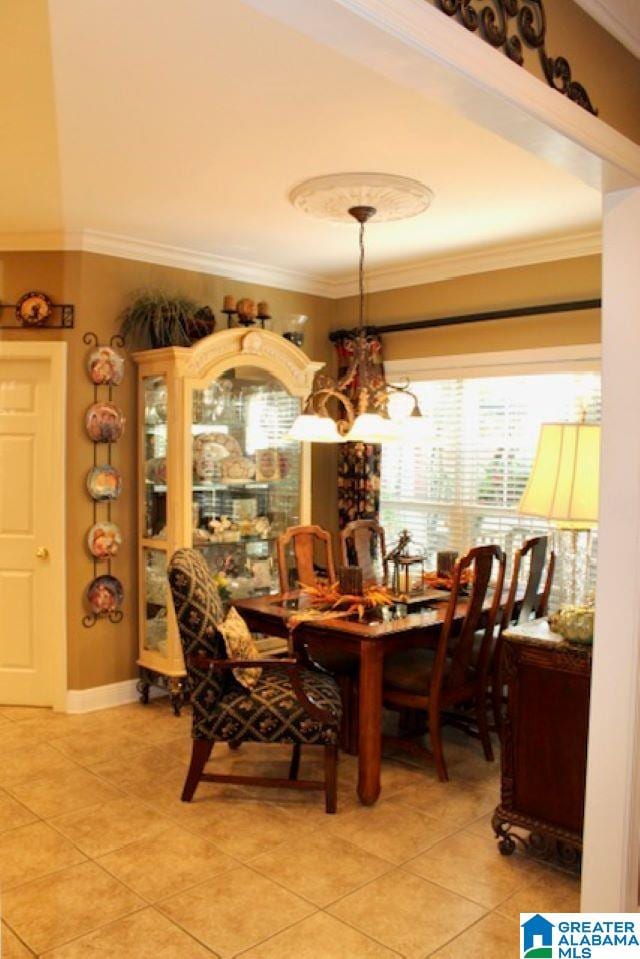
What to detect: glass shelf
<box><xmin>190</xmin><ymin>366</ymin><xmax>300</xmax><ymax>598</ymax></box>
<box><xmin>194</xmin><ymin>535</ymin><xmax>278</xmax><ymax>547</ymax></box>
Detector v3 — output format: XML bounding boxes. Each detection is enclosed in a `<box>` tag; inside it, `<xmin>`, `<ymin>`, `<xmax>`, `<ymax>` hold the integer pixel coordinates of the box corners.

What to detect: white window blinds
<box><xmin>380</xmin><ymin>370</ymin><xmax>601</xmax><ymax>570</ymax></box>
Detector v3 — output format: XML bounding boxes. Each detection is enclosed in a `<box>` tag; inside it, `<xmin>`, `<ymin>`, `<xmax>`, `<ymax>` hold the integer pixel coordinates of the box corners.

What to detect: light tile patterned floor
<box><xmin>0</xmin><ymin>699</ymin><xmax>580</xmax><ymax>958</ymax></box>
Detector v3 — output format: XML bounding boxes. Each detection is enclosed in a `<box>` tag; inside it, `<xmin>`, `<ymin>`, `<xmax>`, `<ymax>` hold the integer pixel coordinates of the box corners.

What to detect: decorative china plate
<box><xmin>144</xmin><ymin>457</ymin><xmax>167</xmax><ymax>484</ymax></box>
<box><xmin>87</xmin><ymin>522</ymin><xmax>123</xmax><ymax>559</ymax></box>
<box><xmin>87</xmin><ymin>347</ymin><xmax>125</xmax><ymax>386</ymax></box>
<box><xmin>193</xmin><ymin>432</ymin><xmax>241</xmax><ymax>480</ymax></box>
<box><xmin>15</xmin><ymin>291</ymin><xmax>52</xmax><ymax>326</ymax></box>
<box><xmin>85</xmin><ymin>402</ymin><xmax>125</xmax><ymax>443</ymax></box>
<box><xmin>87</xmin><ymin>575</ymin><xmax>124</xmax><ymax>615</ymax></box>
<box><xmin>86</xmin><ymin>464</ymin><xmax>122</xmax><ymax>500</ymax></box>
<box><xmin>221</xmin><ymin>455</ymin><xmax>256</xmax><ymax>481</ymax></box>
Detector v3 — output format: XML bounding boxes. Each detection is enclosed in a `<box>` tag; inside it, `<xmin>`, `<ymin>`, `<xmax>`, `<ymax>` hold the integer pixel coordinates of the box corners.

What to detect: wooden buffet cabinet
<box><xmin>493</xmin><ymin>619</ymin><xmax>592</xmax><ymax>868</ymax></box>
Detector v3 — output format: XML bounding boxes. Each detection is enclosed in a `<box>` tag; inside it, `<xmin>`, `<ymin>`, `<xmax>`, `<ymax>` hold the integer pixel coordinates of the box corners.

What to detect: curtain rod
<box><xmin>328</xmin><ymin>298</ymin><xmax>601</xmax><ymax>341</ymax></box>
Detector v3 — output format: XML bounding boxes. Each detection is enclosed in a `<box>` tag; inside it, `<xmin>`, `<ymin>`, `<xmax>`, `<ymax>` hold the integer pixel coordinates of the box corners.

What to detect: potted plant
<box><xmin>120</xmin><ymin>290</ymin><xmax>215</xmax><ymax>348</ymax></box>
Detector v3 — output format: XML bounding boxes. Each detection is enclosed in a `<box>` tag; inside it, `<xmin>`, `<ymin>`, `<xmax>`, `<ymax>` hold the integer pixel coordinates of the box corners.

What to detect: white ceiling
<box><xmin>1</xmin><ymin>0</ymin><xmax>602</xmax><ymax>295</ymax></box>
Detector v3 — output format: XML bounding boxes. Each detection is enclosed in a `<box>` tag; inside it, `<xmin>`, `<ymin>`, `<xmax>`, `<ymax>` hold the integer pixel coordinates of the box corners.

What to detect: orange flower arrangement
<box><xmin>423</xmin><ymin>568</ymin><xmax>473</xmax><ymax>591</ymax></box>
<box><xmin>289</xmin><ymin>580</ymin><xmax>394</xmax><ymax>625</ymax></box>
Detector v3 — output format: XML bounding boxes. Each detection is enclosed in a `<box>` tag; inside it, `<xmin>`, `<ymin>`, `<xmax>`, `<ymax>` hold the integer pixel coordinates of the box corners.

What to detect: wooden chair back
<box><xmin>277</xmin><ymin>525</ymin><xmax>336</xmax><ymax>592</ymax></box>
<box><xmin>433</xmin><ymin>545</ymin><xmax>506</xmax><ymax>691</ymax></box>
<box><xmin>500</xmin><ymin>535</ymin><xmax>555</xmax><ymax>632</ymax></box>
<box><xmin>339</xmin><ymin>520</ymin><xmax>388</xmax><ymax>585</ymax></box>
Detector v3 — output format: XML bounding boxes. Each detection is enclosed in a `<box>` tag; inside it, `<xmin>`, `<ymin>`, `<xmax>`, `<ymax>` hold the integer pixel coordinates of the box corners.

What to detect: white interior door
<box><xmin>0</xmin><ymin>342</ymin><xmax>66</xmax><ymax>707</ymax></box>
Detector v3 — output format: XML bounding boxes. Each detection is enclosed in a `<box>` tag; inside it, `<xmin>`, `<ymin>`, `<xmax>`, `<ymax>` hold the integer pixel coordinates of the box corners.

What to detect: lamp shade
<box><xmin>348</xmin><ymin>412</ymin><xmax>401</xmax><ymax>444</ymax></box>
<box><xmin>518</xmin><ymin>422</ymin><xmax>600</xmax><ymax>528</ymax></box>
<box><xmin>287</xmin><ymin>413</ymin><xmax>345</xmax><ymax>444</ymax></box>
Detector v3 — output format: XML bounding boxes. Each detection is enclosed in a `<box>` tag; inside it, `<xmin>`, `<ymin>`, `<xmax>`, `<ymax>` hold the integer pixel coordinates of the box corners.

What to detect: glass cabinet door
<box><xmin>191</xmin><ymin>366</ymin><xmax>301</xmax><ymax>598</ymax></box>
<box><xmin>143</xmin><ymin>375</ymin><xmax>168</xmax><ymax>539</ymax></box>
<box><xmin>143</xmin><ymin>547</ymin><xmax>168</xmax><ymax>657</ymax></box>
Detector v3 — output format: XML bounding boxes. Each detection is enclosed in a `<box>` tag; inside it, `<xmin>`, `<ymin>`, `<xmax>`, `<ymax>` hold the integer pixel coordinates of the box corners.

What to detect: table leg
<box><xmin>358</xmin><ymin>641</ymin><xmax>383</xmax><ymax>805</ymax></box>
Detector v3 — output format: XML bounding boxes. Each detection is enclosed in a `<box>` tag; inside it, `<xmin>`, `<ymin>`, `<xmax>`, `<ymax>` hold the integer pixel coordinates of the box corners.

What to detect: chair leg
<box><xmin>476</xmin><ymin>692</ymin><xmax>495</xmax><ymax>762</ymax></box>
<box><xmin>181</xmin><ymin>739</ymin><xmax>214</xmax><ymax>802</ymax></box>
<box><xmin>429</xmin><ymin>704</ymin><xmax>449</xmax><ymax>782</ymax></box>
<box><xmin>289</xmin><ymin>743</ymin><xmax>301</xmax><ymax>781</ymax></box>
<box><xmin>324</xmin><ymin>744</ymin><xmax>338</xmax><ymax>814</ymax></box>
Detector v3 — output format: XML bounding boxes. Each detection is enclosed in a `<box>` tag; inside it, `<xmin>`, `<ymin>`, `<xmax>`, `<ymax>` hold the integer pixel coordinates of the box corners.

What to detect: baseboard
<box><xmin>65</xmin><ymin>679</ymin><xmax>166</xmax><ymax>714</ymax></box>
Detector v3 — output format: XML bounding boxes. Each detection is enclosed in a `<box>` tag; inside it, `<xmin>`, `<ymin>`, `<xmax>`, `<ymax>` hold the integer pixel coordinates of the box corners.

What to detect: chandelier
<box><xmin>288</xmin><ymin>175</ymin><xmax>432</xmax><ymax>444</ymax></box>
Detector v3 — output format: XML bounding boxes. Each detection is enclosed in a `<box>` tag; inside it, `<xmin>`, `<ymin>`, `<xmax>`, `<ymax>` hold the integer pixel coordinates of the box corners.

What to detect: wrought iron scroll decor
<box><xmin>435</xmin><ymin>0</ymin><xmax>597</xmax><ymax>115</ymax></box>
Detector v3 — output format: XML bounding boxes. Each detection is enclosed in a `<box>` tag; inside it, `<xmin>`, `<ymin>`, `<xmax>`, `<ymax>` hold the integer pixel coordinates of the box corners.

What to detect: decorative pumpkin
<box><xmin>548</xmin><ymin>604</ymin><xmax>595</xmax><ymax>645</ymax></box>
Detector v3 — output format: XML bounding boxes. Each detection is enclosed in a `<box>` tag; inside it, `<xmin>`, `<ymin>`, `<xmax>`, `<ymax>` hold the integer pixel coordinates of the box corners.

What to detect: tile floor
<box><xmin>0</xmin><ymin>699</ymin><xmax>580</xmax><ymax>958</ymax></box>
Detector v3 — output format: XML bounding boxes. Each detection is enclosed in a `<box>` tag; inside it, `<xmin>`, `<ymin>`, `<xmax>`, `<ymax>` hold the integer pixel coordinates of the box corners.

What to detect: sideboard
<box><xmin>492</xmin><ymin>618</ymin><xmax>592</xmax><ymax>869</ymax></box>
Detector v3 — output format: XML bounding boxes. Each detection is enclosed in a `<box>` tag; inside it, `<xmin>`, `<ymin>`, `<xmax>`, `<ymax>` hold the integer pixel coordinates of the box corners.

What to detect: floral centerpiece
<box><xmin>289</xmin><ymin>580</ymin><xmax>394</xmax><ymax>626</ymax></box>
<box><xmin>423</xmin><ymin>568</ymin><xmax>473</xmax><ymax>591</ymax></box>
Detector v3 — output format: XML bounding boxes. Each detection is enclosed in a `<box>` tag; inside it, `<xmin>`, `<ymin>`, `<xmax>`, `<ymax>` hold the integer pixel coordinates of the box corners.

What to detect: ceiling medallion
<box><xmin>435</xmin><ymin>0</ymin><xmax>597</xmax><ymax>115</ymax></box>
<box><xmin>289</xmin><ymin>173</ymin><xmax>434</xmax><ymax>224</ymax></box>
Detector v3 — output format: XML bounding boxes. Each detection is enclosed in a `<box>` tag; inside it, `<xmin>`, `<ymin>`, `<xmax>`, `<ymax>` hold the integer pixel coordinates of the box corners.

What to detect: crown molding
<box><xmin>573</xmin><ymin>0</ymin><xmax>640</xmax><ymax>60</ymax></box>
<box><xmin>0</xmin><ymin>226</ymin><xmax>601</xmax><ymax>298</ymax></box>
<box><xmin>80</xmin><ymin>230</ymin><xmax>332</xmax><ymax>297</ymax></box>
<box><xmin>327</xmin><ymin>229</ymin><xmax>602</xmax><ymax>297</ymax></box>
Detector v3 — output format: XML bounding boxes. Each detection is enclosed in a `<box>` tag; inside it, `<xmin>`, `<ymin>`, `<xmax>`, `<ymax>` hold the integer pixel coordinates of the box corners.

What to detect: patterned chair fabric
<box><xmin>168</xmin><ymin>548</ymin><xmax>342</xmax><ymax>746</ymax></box>
<box><xmin>205</xmin><ymin>665</ymin><xmax>341</xmax><ymax>745</ymax></box>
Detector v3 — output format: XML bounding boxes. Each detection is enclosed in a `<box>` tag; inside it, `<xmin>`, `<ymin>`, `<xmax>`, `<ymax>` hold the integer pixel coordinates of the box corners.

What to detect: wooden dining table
<box><xmin>233</xmin><ymin>589</ymin><xmax>478</xmax><ymax>806</ymax></box>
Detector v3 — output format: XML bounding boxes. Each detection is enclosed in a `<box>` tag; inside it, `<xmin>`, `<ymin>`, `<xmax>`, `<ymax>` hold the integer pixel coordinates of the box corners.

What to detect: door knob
<box><xmin>35</xmin><ymin>547</ymin><xmax>49</xmax><ymax>559</ymax></box>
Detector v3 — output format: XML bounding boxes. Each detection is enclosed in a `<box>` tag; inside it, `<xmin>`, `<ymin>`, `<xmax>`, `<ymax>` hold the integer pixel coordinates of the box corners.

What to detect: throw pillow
<box><xmin>219</xmin><ymin>606</ymin><xmax>262</xmax><ymax>690</ymax></box>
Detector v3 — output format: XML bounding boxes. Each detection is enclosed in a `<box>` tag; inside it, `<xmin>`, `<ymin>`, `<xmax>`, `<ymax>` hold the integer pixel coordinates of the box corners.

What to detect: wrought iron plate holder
<box><xmin>82</xmin><ymin>332</ymin><xmax>125</xmax><ymax>627</ymax></box>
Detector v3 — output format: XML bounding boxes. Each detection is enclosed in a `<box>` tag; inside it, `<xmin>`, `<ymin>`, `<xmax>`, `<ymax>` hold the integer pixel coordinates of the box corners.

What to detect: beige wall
<box><xmin>0</xmin><ymin>250</ymin><xmax>333</xmax><ymax>691</ymax></box>
<box><xmin>332</xmin><ymin>255</ymin><xmax>602</xmax><ymax>363</ymax></box>
<box><xmin>423</xmin><ymin>0</ymin><xmax>640</xmax><ymax>144</ymax></box>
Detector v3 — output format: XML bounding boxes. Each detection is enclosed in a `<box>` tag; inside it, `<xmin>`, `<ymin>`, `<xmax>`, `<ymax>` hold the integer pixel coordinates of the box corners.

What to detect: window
<box><xmin>380</xmin><ymin>368</ymin><xmax>601</xmax><ymax>578</ymax></box>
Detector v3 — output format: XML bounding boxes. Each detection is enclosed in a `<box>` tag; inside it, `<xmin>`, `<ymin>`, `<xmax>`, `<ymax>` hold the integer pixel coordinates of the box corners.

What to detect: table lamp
<box><xmin>518</xmin><ymin>422</ymin><xmax>600</xmax><ymax>607</ymax></box>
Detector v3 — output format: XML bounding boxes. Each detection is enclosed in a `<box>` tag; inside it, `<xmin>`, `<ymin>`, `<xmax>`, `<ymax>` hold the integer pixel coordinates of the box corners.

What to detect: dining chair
<box><xmin>168</xmin><ymin>548</ymin><xmax>341</xmax><ymax>812</ymax></box>
<box><xmin>492</xmin><ymin>534</ymin><xmax>555</xmax><ymax>731</ymax></box>
<box><xmin>382</xmin><ymin>544</ymin><xmax>506</xmax><ymax>782</ymax></box>
<box><xmin>276</xmin><ymin>524</ymin><xmax>336</xmax><ymax>592</ymax></box>
<box><xmin>339</xmin><ymin>519</ymin><xmax>388</xmax><ymax>586</ymax></box>
<box><xmin>278</xmin><ymin>525</ymin><xmax>363</xmax><ymax>754</ymax></box>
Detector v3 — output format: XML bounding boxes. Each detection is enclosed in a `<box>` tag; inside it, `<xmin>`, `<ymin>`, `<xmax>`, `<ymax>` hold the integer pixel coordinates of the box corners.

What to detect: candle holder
<box><xmin>390</xmin><ymin>555</ymin><xmax>426</xmax><ymax>595</ymax></box>
<box><xmin>437</xmin><ymin>550</ymin><xmax>458</xmax><ymax>577</ymax></box>
<box><xmin>338</xmin><ymin>565</ymin><xmax>363</xmax><ymax>596</ymax></box>
<box><xmin>221</xmin><ymin>302</ymin><xmax>270</xmax><ymax>330</ymax></box>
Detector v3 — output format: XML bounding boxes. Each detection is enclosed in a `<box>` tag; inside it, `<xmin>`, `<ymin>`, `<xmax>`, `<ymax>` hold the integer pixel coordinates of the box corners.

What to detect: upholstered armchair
<box><xmin>168</xmin><ymin>548</ymin><xmax>342</xmax><ymax>813</ymax></box>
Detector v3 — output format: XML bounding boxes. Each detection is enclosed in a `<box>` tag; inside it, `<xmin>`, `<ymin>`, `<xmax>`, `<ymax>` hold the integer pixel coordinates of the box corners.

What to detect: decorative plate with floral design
<box><xmin>85</xmin><ymin>402</ymin><xmax>125</xmax><ymax>443</ymax></box>
<box><xmin>87</xmin><ymin>522</ymin><xmax>123</xmax><ymax>559</ymax></box>
<box><xmin>221</xmin><ymin>455</ymin><xmax>256</xmax><ymax>481</ymax></box>
<box><xmin>87</xmin><ymin>575</ymin><xmax>124</xmax><ymax>615</ymax></box>
<box><xmin>86</xmin><ymin>465</ymin><xmax>122</xmax><ymax>500</ymax></box>
<box><xmin>87</xmin><ymin>347</ymin><xmax>125</xmax><ymax>386</ymax></box>
<box><xmin>16</xmin><ymin>291</ymin><xmax>52</xmax><ymax>326</ymax></box>
<box><xmin>193</xmin><ymin>432</ymin><xmax>241</xmax><ymax>481</ymax></box>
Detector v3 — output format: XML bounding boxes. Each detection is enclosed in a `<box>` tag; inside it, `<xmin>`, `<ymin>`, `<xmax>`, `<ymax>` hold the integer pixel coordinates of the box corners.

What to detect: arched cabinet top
<box><xmin>133</xmin><ymin>327</ymin><xmax>323</xmax><ymax>397</ymax></box>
